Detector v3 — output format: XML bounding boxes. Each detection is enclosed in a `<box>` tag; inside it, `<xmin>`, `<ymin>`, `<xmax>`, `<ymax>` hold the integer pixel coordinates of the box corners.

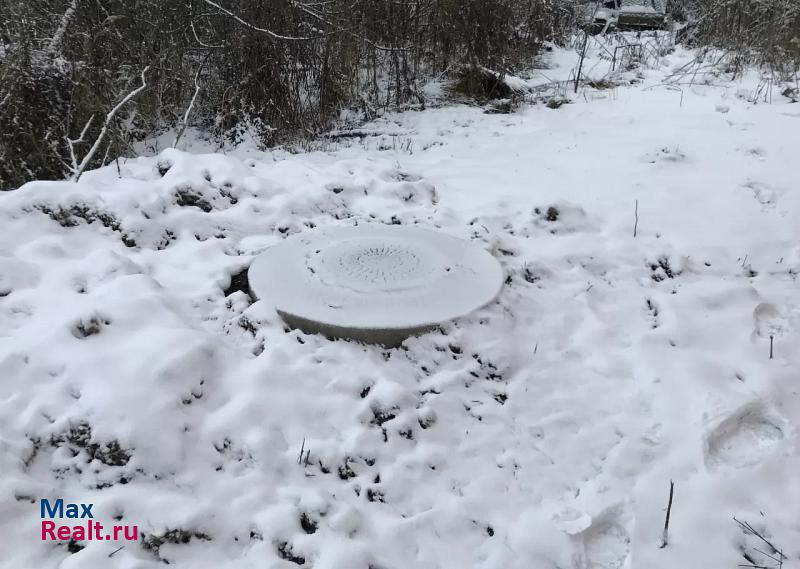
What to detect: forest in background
<box><xmin>0</xmin><ymin>0</ymin><xmax>798</xmax><ymax>190</ymax></box>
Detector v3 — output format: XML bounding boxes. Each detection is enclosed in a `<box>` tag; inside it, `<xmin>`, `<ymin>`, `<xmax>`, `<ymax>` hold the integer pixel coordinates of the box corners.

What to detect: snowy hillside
<box><xmin>1</xmin><ymin>42</ymin><xmax>799</xmax><ymax>569</ymax></box>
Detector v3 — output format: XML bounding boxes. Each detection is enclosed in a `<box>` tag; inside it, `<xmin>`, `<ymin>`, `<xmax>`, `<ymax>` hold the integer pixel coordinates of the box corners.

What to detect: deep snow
<box><xmin>1</xmin><ymin>38</ymin><xmax>799</xmax><ymax>569</ymax></box>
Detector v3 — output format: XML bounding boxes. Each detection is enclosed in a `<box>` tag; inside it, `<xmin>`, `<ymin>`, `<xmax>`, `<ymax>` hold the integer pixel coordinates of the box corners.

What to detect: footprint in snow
<box><xmin>751</xmin><ymin>302</ymin><xmax>793</xmax><ymax>342</ymax></box>
<box><xmin>742</xmin><ymin>180</ymin><xmax>780</xmax><ymax>208</ymax></box>
<box><xmin>576</xmin><ymin>505</ymin><xmax>632</xmax><ymax>569</ymax></box>
<box><xmin>742</xmin><ymin>147</ymin><xmax>766</xmax><ymax>160</ymax></box>
<box><xmin>704</xmin><ymin>402</ymin><xmax>785</xmax><ymax>471</ymax></box>
<box><xmin>641</xmin><ymin>146</ymin><xmax>688</xmax><ymax>164</ymax></box>
<box><xmin>553</xmin><ymin>507</ymin><xmax>592</xmax><ymax>535</ymax></box>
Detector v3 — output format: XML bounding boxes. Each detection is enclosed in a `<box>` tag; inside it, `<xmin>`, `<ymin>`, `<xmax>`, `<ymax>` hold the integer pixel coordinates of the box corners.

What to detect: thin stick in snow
<box><xmin>574</xmin><ymin>1</ymin><xmax>600</xmax><ymax>93</ymax></box>
<box><xmin>752</xmin><ymin>546</ymin><xmax>784</xmax><ymax>566</ymax></box>
<box><xmin>575</xmin><ymin>33</ymin><xmax>590</xmax><ymax>94</ymax></box>
<box><xmin>733</xmin><ymin>517</ymin><xmax>786</xmax><ymax>565</ymax></box>
<box><xmin>634</xmin><ymin>199</ymin><xmax>639</xmax><ymax>238</ymax></box>
<box><xmin>101</xmin><ymin>140</ymin><xmax>112</xmax><ymax>167</ymax></box>
<box><xmin>71</xmin><ymin>66</ymin><xmax>149</xmax><ymax>181</ymax></box>
<box><xmin>659</xmin><ymin>480</ymin><xmax>674</xmax><ymax>548</ymax></box>
<box><xmin>769</xmin><ymin>335</ymin><xmax>774</xmax><ymax>360</ymax></box>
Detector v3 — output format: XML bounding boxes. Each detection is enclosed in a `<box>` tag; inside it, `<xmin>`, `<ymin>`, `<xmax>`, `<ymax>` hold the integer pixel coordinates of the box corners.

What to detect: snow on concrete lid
<box><xmin>248</xmin><ymin>224</ymin><xmax>503</xmax><ymax>344</ymax></box>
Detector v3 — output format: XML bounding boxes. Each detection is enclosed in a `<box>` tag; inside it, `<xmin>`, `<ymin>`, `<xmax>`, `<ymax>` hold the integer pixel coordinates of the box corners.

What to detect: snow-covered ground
<box><xmin>1</xmin><ymin>38</ymin><xmax>799</xmax><ymax>568</ymax></box>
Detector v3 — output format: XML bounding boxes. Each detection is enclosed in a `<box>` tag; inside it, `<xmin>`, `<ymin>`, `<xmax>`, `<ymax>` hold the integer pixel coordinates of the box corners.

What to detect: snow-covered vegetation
<box><xmin>2</xmin><ymin>34</ymin><xmax>799</xmax><ymax>567</ymax></box>
<box><xmin>1</xmin><ymin>1</ymin><xmax>800</xmax><ymax>568</ymax></box>
<box><xmin>0</xmin><ymin>0</ymin><xmax>575</xmax><ymax>190</ymax></box>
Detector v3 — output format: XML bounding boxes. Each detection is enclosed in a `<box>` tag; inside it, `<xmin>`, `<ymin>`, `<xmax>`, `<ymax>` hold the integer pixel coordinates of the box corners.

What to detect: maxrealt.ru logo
<box><xmin>40</xmin><ymin>499</ymin><xmax>138</xmax><ymax>542</ymax></box>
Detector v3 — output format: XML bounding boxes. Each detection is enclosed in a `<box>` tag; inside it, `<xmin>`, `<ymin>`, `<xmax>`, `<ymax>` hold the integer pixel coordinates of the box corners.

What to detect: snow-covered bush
<box><xmin>0</xmin><ymin>45</ymin><xmax>73</xmax><ymax>190</ymax></box>
<box><xmin>676</xmin><ymin>0</ymin><xmax>800</xmax><ymax>75</ymax></box>
<box><xmin>0</xmin><ymin>0</ymin><xmax>579</xmax><ymax>189</ymax></box>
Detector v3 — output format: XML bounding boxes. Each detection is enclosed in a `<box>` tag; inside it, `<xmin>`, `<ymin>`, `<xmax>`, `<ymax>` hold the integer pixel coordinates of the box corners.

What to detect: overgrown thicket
<box><xmin>674</xmin><ymin>0</ymin><xmax>800</xmax><ymax>71</ymax></box>
<box><xmin>0</xmin><ymin>0</ymin><xmax>576</xmax><ymax>190</ymax></box>
<box><xmin>2</xmin><ymin>0</ymin><xmax>799</xmax><ymax>191</ymax></box>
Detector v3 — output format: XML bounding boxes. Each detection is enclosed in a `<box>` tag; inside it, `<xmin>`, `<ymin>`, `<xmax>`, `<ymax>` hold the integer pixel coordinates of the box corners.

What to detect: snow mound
<box><xmin>248</xmin><ymin>224</ymin><xmax>503</xmax><ymax>345</ymax></box>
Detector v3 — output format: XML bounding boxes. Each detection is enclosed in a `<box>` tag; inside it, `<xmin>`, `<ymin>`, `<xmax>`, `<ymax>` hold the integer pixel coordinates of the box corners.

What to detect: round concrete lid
<box><xmin>248</xmin><ymin>224</ymin><xmax>503</xmax><ymax>343</ymax></box>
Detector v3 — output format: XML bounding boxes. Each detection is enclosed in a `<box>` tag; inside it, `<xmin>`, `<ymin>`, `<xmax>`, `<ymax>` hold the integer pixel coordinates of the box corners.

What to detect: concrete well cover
<box><xmin>248</xmin><ymin>224</ymin><xmax>503</xmax><ymax>345</ymax></box>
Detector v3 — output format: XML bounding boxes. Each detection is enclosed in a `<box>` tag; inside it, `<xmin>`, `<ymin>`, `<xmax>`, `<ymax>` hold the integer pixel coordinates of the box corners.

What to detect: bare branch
<box><xmin>201</xmin><ymin>0</ymin><xmax>321</xmax><ymax>41</ymax></box>
<box><xmin>190</xmin><ymin>20</ymin><xmax>223</xmax><ymax>49</ymax></box>
<box><xmin>66</xmin><ymin>114</ymin><xmax>95</xmax><ymax>175</ymax></box>
<box><xmin>47</xmin><ymin>0</ymin><xmax>78</xmax><ymax>57</ymax></box>
<box><xmin>174</xmin><ymin>62</ymin><xmax>206</xmax><ymax>148</ymax></box>
<box><xmin>72</xmin><ymin>67</ymin><xmax>150</xmax><ymax>181</ymax></box>
<box><xmin>290</xmin><ymin>0</ymin><xmax>406</xmax><ymax>51</ymax></box>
